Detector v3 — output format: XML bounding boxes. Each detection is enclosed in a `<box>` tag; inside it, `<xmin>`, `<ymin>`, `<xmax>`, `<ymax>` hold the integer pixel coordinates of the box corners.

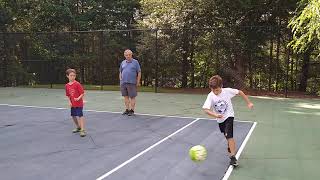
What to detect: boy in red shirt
<box><xmin>65</xmin><ymin>69</ymin><xmax>86</xmax><ymax>137</ymax></box>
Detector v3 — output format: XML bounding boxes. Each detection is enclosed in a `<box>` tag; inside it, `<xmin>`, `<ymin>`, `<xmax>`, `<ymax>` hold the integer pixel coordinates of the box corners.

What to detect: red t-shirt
<box><xmin>65</xmin><ymin>81</ymin><xmax>84</xmax><ymax>107</ymax></box>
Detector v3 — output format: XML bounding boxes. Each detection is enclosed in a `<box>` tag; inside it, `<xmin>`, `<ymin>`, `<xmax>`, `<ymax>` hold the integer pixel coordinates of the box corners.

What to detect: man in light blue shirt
<box><xmin>119</xmin><ymin>49</ymin><xmax>141</xmax><ymax>116</ymax></box>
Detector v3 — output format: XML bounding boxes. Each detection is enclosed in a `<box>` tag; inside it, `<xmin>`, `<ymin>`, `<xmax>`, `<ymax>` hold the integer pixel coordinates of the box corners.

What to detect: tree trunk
<box><xmin>181</xmin><ymin>54</ymin><xmax>188</xmax><ymax>88</ymax></box>
<box><xmin>275</xmin><ymin>28</ymin><xmax>280</xmax><ymax>91</ymax></box>
<box><xmin>268</xmin><ymin>39</ymin><xmax>273</xmax><ymax>91</ymax></box>
<box><xmin>234</xmin><ymin>50</ymin><xmax>245</xmax><ymax>89</ymax></box>
<box><xmin>216</xmin><ymin>42</ymin><xmax>220</xmax><ymax>75</ymax></box>
<box><xmin>189</xmin><ymin>39</ymin><xmax>195</xmax><ymax>88</ymax></box>
<box><xmin>285</xmin><ymin>48</ymin><xmax>290</xmax><ymax>97</ymax></box>
<box><xmin>290</xmin><ymin>54</ymin><xmax>295</xmax><ymax>91</ymax></box>
<box><xmin>294</xmin><ymin>55</ymin><xmax>298</xmax><ymax>91</ymax></box>
<box><xmin>248</xmin><ymin>53</ymin><xmax>253</xmax><ymax>89</ymax></box>
<box><xmin>190</xmin><ymin>59</ymin><xmax>195</xmax><ymax>88</ymax></box>
<box><xmin>299</xmin><ymin>49</ymin><xmax>311</xmax><ymax>92</ymax></box>
<box><xmin>181</xmin><ymin>30</ymin><xmax>189</xmax><ymax>88</ymax></box>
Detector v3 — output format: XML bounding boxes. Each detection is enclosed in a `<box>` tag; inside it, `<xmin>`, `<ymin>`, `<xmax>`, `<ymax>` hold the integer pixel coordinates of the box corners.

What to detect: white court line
<box><xmin>0</xmin><ymin>103</ymin><xmax>254</xmax><ymax>123</ymax></box>
<box><xmin>221</xmin><ymin>121</ymin><xmax>257</xmax><ymax>180</ymax></box>
<box><xmin>95</xmin><ymin>118</ymin><xmax>201</xmax><ymax>180</ymax></box>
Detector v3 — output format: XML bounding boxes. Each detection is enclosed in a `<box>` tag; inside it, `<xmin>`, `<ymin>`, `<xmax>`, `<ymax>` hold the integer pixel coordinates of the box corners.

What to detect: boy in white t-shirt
<box><xmin>202</xmin><ymin>75</ymin><xmax>253</xmax><ymax>167</ymax></box>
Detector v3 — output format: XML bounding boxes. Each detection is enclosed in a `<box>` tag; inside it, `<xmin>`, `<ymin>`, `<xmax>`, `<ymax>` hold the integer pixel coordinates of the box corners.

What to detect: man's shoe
<box><xmin>122</xmin><ymin>109</ymin><xmax>129</xmax><ymax>115</ymax></box>
<box><xmin>128</xmin><ymin>109</ymin><xmax>134</xmax><ymax>116</ymax></box>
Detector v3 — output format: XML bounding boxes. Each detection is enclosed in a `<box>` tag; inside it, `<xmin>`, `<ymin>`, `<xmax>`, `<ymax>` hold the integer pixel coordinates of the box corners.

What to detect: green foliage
<box><xmin>289</xmin><ymin>0</ymin><xmax>320</xmax><ymax>55</ymax></box>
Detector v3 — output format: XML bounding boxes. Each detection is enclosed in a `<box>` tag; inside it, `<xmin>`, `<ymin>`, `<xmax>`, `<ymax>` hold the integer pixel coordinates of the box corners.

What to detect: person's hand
<box><xmin>136</xmin><ymin>83</ymin><xmax>141</xmax><ymax>87</ymax></box>
<box><xmin>69</xmin><ymin>102</ymin><xmax>72</xmax><ymax>107</ymax></box>
<box><xmin>247</xmin><ymin>102</ymin><xmax>254</xmax><ymax>109</ymax></box>
<box><xmin>74</xmin><ymin>97</ymin><xmax>80</xmax><ymax>101</ymax></box>
<box><xmin>216</xmin><ymin>114</ymin><xmax>223</xmax><ymax>119</ymax></box>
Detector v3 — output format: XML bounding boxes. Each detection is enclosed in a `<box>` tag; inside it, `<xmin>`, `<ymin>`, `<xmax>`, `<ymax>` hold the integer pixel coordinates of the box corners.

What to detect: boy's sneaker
<box><xmin>122</xmin><ymin>109</ymin><xmax>129</xmax><ymax>115</ymax></box>
<box><xmin>72</xmin><ymin>127</ymin><xmax>81</xmax><ymax>133</ymax></box>
<box><xmin>128</xmin><ymin>109</ymin><xmax>134</xmax><ymax>116</ymax></box>
<box><xmin>229</xmin><ymin>156</ymin><xmax>239</xmax><ymax>167</ymax></box>
<box><xmin>79</xmin><ymin>129</ymin><xmax>86</xmax><ymax>137</ymax></box>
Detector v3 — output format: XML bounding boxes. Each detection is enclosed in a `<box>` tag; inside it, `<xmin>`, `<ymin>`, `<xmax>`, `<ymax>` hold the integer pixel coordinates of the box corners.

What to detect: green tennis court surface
<box><xmin>0</xmin><ymin>87</ymin><xmax>319</xmax><ymax>180</ymax></box>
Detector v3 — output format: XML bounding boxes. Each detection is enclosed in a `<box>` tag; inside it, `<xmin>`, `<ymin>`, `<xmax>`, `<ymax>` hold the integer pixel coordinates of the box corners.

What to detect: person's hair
<box><xmin>209</xmin><ymin>75</ymin><xmax>223</xmax><ymax>89</ymax></box>
<box><xmin>124</xmin><ymin>49</ymin><xmax>133</xmax><ymax>54</ymax></box>
<box><xmin>66</xmin><ymin>68</ymin><xmax>76</xmax><ymax>76</ymax></box>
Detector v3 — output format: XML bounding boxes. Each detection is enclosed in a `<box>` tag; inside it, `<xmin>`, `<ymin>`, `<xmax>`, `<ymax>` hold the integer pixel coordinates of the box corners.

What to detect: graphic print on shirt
<box><xmin>213</xmin><ymin>100</ymin><xmax>228</xmax><ymax>114</ymax></box>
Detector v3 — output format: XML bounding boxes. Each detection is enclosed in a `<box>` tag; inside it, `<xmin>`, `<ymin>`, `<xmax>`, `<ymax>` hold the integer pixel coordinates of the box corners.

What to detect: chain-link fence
<box><xmin>1</xmin><ymin>27</ymin><xmax>317</xmax><ymax>94</ymax></box>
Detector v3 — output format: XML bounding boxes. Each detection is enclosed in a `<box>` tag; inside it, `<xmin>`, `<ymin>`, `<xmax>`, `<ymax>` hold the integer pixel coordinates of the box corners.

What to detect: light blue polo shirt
<box><xmin>119</xmin><ymin>59</ymin><xmax>141</xmax><ymax>85</ymax></box>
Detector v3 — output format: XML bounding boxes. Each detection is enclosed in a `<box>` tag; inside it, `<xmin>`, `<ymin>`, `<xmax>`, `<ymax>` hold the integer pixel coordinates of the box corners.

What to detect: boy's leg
<box><xmin>223</xmin><ymin>117</ymin><xmax>235</xmax><ymax>155</ymax></box>
<box><xmin>72</xmin><ymin>116</ymin><xmax>81</xmax><ymax>133</ymax></box>
<box><xmin>228</xmin><ymin>138</ymin><xmax>238</xmax><ymax>167</ymax></box>
<box><xmin>78</xmin><ymin>117</ymin><xmax>86</xmax><ymax>137</ymax></box>
<box><xmin>71</xmin><ymin>107</ymin><xmax>86</xmax><ymax>137</ymax></box>
<box><xmin>78</xmin><ymin>116</ymin><xmax>85</xmax><ymax>130</ymax></box>
<box><xmin>78</xmin><ymin>116</ymin><xmax>86</xmax><ymax>137</ymax></box>
<box><xmin>227</xmin><ymin>138</ymin><xmax>236</xmax><ymax>156</ymax></box>
<box><xmin>224</xmin><ymin>117</ymin><xmax>238</xmax><ymax>166</ymax></box>
<box><xmin>79</xmin><ymin>116</ymin><xmax>87</xmax><ymax>137</ymax></box>
<box><xmin>77</xmin><ymin>107</ymin><xmax>86</xmax><ymax>137</ymax></box>
<box><xmin>71</xmin><ymin>108</ymin><xmax>81</xmax><ymax>133</ymax></box>
<box><xmin>219</xmin><ymin>121</ymin><xmax>230</xmax><ymax>154</ymax></box>
<box><xmin>72</xmin><ymin>116</ymin><xmax>80</xmax><ymax>128</ymax></box>
<box><xmin>75</xmin><ymin>107</ymin><xmax>84</xmax><ymax>130</ymax></box>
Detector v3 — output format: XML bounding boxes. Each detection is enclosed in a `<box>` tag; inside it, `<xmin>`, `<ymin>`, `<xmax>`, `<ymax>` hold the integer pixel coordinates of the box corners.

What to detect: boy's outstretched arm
<box><xmin>203</xmin><ymin>109</ymin><xmax>223</xmax><ymax>118</ymax></box>
<box><xmin>238</xmin><ymin>90</ymin><xmax>254</xmax><ymax>109</ymax></box>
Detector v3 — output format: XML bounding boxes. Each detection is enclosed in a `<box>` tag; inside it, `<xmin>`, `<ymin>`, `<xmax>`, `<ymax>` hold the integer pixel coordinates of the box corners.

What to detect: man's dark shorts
<box><xmin>218</xmin><ymin>117</ymin><xmax>234</xmax><ymax>139</ymax></box>
<box><xmin>121</xmin><ymin>83</ymin><xmax>137</xmax><ymax>98</ymax></box>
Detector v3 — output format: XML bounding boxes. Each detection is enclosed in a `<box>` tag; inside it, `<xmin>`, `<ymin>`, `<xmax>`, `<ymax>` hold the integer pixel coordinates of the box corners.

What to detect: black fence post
<box><xmin>154</xmin><ymin>29</ymin><xmax>159</xmax><ymax>93</ymax></box>
<box><xmin>3</xmin><ymin>33</ymin><xmax>8</xmax><ymax>87</ymax></box>
<box><xmin>100</xmin><ymin>31</ymin><xmax>104</xmax><ymax>90</ymax></box>
<box><xmin>49</xmin><ymin>33</ymin><xmax>55</xmax><ymax>88</ymax></box>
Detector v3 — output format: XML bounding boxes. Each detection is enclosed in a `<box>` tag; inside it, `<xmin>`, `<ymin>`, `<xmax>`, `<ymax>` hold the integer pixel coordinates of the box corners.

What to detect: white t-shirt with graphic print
<box><xmin>202</xmin><ymin>88</ymin><xmax>239</xmax><ymax>123</ymax></box>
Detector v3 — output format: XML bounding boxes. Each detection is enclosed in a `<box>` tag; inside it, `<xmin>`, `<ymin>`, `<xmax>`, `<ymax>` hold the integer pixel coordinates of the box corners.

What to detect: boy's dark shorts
<box><xmin>121</xmin><ymin>83</ymin><xmax>137</xmax><ymax>98</ymax></box>
<box><xmin>71</xmin><ymin>107</ymin><xmax>83</xmax><ymax>117</ymax></box>
<box><xmin>218</xmin><ymin>117</ymin><xmax>234</xmax><ymax>139</ymax></box>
